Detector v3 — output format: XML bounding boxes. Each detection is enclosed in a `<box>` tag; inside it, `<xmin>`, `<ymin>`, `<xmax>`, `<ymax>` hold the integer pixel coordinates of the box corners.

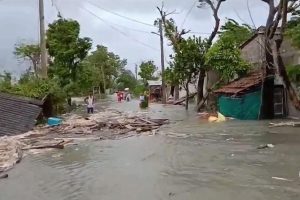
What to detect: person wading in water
<box><xmin>84</xmin><ymin>93</ymin><xmax>95</xmax><ymax>114</ymax></box>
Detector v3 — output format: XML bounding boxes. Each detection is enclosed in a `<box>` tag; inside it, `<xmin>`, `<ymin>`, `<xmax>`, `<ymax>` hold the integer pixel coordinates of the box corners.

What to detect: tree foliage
<box><xmin>219</xmin><ymin>19</ymin><xmax>254</xmax><ymax>46</ymax></box>
<box><xmin>206</xmin><ymin>39</ymin><xmax>249</xmax><ymax>81</ymax></box>
<box><xmin>287</xmin><ymin>64</ymin><xmax>300</xmax><ymax>84</ymax></box>
<box><xmin>0</xmin><ymin>73</ymin><xmax>65</xmax><ymax>106</ymax></box>
<box><xmin>286</xmin><ymin>10</ymin><xmax>300</xmax><ymax>48</ymax></box>
<box><xmin>157</xmin><ymin>7</ymin><xmax>208</xmax><ymax>109</ymax></box>
<box><xmin>169</xmin><ymin>36</ymin><xmax>206</xmax><ymax>86</ymax></box>
<box><xmin>14</xmin><ymin>43</ymin><xmax>41</xmax><ymax>76</ymax></box>
<box><xmin>138</xmin><ymin>60</ymin><xmax>157</xmax><ymax>83</ymax></box>
<box><xmin>46</xmin><ymin>17</ymin><xmax>92</xmax><ymax>87</ymax></box>
<box><xmin>116</xmin><ymin>69</ymin><xmax>137</xmax><ymax>90</ymax></box>
<box><xmin>83</xmin><ymin>45</ymin><xmax>127</xmax><ymax>92</ymax></box>
<box><xmin>0</xmin><ymin>71</ymin><xmax>12</xmax><ymax>90</ymax></box>
<box><xmin>206</xmin><ymin>19</ymin><xmax>252</xmax><ymax>81</ymax></box>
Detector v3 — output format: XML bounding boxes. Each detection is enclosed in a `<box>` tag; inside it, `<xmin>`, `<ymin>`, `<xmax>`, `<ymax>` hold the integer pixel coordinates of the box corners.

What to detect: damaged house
<box><xmin>0</xmin><ymin>92</ymin><xmax>52</xmax><ymax>136</ymax></box>
<box><xmin>215</xmin><ymin>26</ymin><xmax>300</xmax><ymax>120</ymax></box>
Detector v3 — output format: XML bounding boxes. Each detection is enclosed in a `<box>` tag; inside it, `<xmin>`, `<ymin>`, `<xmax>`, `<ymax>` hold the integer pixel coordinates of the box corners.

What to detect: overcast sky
<box><xmin>0</xmin><ymin>0</ymin><xmax>269</xmax><ymax>77</ymax></box>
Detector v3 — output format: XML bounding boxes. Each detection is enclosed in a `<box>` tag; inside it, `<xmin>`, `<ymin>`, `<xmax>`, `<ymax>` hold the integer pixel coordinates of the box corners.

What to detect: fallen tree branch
<box><xmin>269</xmin><ymin>122</ymin><xmax>300</xmax><ymax>128</ymax></box>
<box><xmin>174</xmin><ymin>92</ymin><xmax>197</xmax><ymax>105</ymax></box>
<box><xmin>22</xmin><ymin>141</ymin><xmax>65</xmax><ymax>150</ymax></box>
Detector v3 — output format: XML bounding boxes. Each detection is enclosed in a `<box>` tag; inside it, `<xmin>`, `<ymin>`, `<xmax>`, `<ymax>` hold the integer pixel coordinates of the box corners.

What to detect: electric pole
<box><xmin>135</xmin><ymin>64</ymin><xmax>138</xmax><ymax>80</ymax></box>
<box><xmin>39</xmin><ymin>0</ymin><xmax>48</xmax><ymax>78</ymax></box>
<box><xmin>159</xmin><ymin>19</ymin><xmax>166</xmax><ymax>104</ymax></box>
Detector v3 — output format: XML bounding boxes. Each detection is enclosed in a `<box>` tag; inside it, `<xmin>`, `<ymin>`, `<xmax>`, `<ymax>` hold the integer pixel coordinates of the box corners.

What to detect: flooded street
<box><xmin>1</xmin><ymin>100</ymin><xmax>300</xmax><ymax>200</ymax></box>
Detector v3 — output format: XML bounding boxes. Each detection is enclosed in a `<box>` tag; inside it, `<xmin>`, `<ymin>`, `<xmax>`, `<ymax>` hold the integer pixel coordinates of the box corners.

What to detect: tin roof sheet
<box><xmin>0</xmin><ymin>93</ymin><xmax>42</xmax><ymax>136</ymax></box>
<box><xmin>214</xmin><ymin>71</ymin><xmax>262</xmax><ymax>95</ymax></box>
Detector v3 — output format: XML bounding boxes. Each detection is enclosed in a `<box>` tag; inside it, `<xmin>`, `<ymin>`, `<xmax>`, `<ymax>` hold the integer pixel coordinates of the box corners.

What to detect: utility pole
<box><xmin>39</xmin><ymin>0</ymin><xmax>48</xmax><ymax>78</ymax></box>
<box><xmin>135</xmin><ymin>64</ymin><xmax>138</xmax><ymax>80</ymax></box>
<box><xmin>158</xmin><ymin>19</ymin><xmax>166</xmax><ymax>104</ymax></box>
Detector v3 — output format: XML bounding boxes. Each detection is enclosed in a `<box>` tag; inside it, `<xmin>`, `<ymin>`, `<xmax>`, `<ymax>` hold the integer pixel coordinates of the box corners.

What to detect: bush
<box><xmin>133</xmin><ymin>84</ymin><xmax>147</xmax><ymax>97</ymax></box>
<box><xmin>287</xmin><ymin>65</ymin><xmax>300</xmax><ymax>84</ymax></box>
<box><xmin>0</xmin><ymin>76</ymin><xmax>67</xmax><ymax>114</ymax></box>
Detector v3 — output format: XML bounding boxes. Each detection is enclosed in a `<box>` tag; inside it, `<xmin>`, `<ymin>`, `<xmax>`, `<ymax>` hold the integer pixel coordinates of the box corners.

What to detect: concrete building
<box><xmin>240</xmin><ymin>26</ymin><xmax>300</xmax><ymax>69</ymax></box>
<box><xmin>239</xmin><ymin>26</ymin><xmax>300</xmax><ymax>118</ymax></box>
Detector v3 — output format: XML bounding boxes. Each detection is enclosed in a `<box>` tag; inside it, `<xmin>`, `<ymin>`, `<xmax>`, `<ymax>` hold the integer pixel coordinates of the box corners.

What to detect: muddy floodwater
<box><xmin>1</xmin><ymin>100</ymin><xmax>300</xmax><ymax>200</ymax></box>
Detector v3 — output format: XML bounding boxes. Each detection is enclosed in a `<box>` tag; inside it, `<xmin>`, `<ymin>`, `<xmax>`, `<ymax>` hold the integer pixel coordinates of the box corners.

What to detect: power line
<box><xmin>104</xmin><ymin>20</ymin><xmax>155</xmax><ymax>35</ymax></box>
<box><xmin>53</xmin><ymin>0</ymin><xmax>153</xmax><ymax>35</ymax></box>
<box><xmin>81</xmin><ymin>6</ymin><xmax>159</xmax><ymax>51</ymax></box>
<box><xmin>188</xmin><ymin>31</ymin><xmax>213</xmax><ymax>35</ymax></box>
<box><xmin>181</xmin><ymin>0</ymin><xmax>198</xmax><ymax>28</ymax></box>
<box><xmin>51</xmin><ymin>0</ymin><xmax>62</xmax><ymax>17</ymax></box>
<box><xmin>86</xmin><ymin>1</ymin><xmax>155</xmax><ymax>27</ymax></box>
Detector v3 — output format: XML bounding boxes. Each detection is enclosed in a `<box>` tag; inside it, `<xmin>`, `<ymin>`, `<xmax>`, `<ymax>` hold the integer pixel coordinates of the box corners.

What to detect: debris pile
<box><xmin>0</xmin><ymin>137</ymin><xmax>23</xmax><ymax>174</ymax></box>
<box><xmin>0</xmin><ymin>109</ymin><xmax>169</xmax><ymax>175</ymax></box>
<box><xmin>45</xmin><ymin>109</ymin><xmax>169</xmax><ymax>136</ymax></box>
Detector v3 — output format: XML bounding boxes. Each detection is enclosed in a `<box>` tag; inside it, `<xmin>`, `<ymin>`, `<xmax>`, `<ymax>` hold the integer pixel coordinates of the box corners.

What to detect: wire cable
<box><xmin>81</xmin><ymin>6</ymin><xmax>159</xmax><ymax>51</ymax></box>
<box><xmin>86</xmin><ymin>1</ymin><xmax>155</xmax><ymax>27</ymax></box>
<box><xmin>51</xmin><ymin>0</ymin><xmax>62</xmax><ymax>17</ymax></box>
<box><xmin>180</xmin><ymin>0</ymin><xmax>198</xmax><ymax>29</ymax></box>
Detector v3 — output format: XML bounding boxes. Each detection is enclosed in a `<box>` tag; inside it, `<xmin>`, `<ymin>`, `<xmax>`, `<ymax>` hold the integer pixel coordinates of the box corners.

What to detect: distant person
<box><xmin>117</xmin><ymin>91</ymin><xmax>122</xmax><ymax>102</ymax></box>
<box><xmin>139</xmin><ymin>93</ymin><xmax>145</xmax><ymax>102</ymax></box>
<box><xmin>126</xmin><ymin>92</ymin><xmax>131</xmax><ymax>102</ymax></box>
<box><xmin>84</xmin><ymin>93</ymin><xmax>95</xmax><ymax>114</ymax></box>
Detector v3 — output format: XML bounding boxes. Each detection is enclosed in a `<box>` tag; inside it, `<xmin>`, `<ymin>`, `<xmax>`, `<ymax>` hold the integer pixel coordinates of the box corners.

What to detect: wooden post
<box><xmin>159</xmin><ymin>19</ymin><xmax>166</xmax><ymax>104</ymax></box>
<box><xmin>39</xmin><ymin>0</ymin><xmax>48</xmax><ymax>78</ymax></box>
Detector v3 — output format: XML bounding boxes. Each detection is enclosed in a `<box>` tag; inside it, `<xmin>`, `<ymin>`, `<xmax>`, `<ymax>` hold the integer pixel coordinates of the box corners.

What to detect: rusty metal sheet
<box><xmin>214</xmin><ymin>71</ymin><xmax>262</xmax><ymax>94</ymax></box>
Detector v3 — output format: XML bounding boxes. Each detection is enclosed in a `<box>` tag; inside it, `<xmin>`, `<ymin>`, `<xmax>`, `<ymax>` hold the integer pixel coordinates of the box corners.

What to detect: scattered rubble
<box><xmin>0</xmin><ymin>109</ymin><xmax>169</xmax><ymax>175</ymax></box>
<box><xmin>0</xmin><ymin>137</ymin><xmax>23</xmax><ymax>174</ymax></box>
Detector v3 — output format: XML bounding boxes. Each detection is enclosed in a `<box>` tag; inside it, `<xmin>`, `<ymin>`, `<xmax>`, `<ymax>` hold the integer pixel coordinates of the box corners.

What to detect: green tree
<box><xmin>14</xmin><ymin>43</ymin><xmax>41</xmax><ymax>77</ymax></box>
<box><xmin>286</xmin><ymin>10</ymin><xmax>300</xmax><ymax>48</ymax></box>
<box><xmin>157</xmin><ymin>12</ymin><xmax>206</xmax><ymax>110</ymax></box>
<box><xmin>205</xmin><ymin>39</ymin><xmax>250</xmax><ymax>81</ymax></box>
<box><xmin>116</xmin><ymin>69</ymin><xmax>137</xmax><ymax>91</ymax></box>
<box><xmin>168</xmin><ymin>36</ymin><xmax>207</xmax><ymax>110</ymax></box>
<box><xmin>286</xmin><ymin>10</ymin><xmax>300</xmax><ymax>89</ymax></box>
<box><xmin>219</xmin><ymin>19</ymin><xmax>254</xmax><ymax>46</ymax></box>
<box><xmin>138</xmin><ymin>60</ymin><xmax>157</xmax><ymax>83</ymax></box>
<box><xmin>46</xmin><ymin>17</ymin><xmax>92</xmax><ymax>87</ymax></box>
<box><xmin>205</xmin><ymin>19</ymin><xmax>252</xmax><ymax>81</ymax></box>
<box><xmin>0</xmin><ymin>71</ymin><xmax>12</xmax><ymax>91</ymax></box>
<box><xmin>84</xmin><ymin>45</ymin><xmax>127</xmax><ymax>93</ymax></box>
<box><xmin>0</xmin><ymin>73</ymin><xmax>66</xmax><ymax>114</ymax></box>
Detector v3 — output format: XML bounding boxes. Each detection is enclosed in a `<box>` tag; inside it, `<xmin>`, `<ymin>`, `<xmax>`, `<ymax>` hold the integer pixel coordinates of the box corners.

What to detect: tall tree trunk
<box><xmin>260</xmin><ymin>0</ymin><xmax>277</xmax><ymax>119</ymax></box>
<box><xmin>30</xmin><ymin>58</ymin><xmax>38</xmax><ymax>77</ymax></box>
<box><xmin>33</xmin><ymin>63</ymin><xmax>38</xmax><ymax>77</ymax></box>
<box><xmin>275</xmin><ymin>39</ymin><xmax>300</xmax><ymax>110</ymax></box>
<box><xmin>170</xmin><ymin>85</ymin><xmax>175</xmax><ymax>97</ymax></box>
<box><xmin>185</xmin><ymin>82</ymin><xmax>189</xmax><ymax>110</ymax></box>
<box><xmin>196</xmin><ymin>68</ymin><xmax>205</xmax><ymax>111</ymax></box>
<box><xmin>260</xmin><ymin>40</ymin><xmax>275</xmax><ymax>119</ymax></box>
<box><xmin>174</xmin><ymin>85</ymin><xmax>180</xmax><ymax>100</ymax></box>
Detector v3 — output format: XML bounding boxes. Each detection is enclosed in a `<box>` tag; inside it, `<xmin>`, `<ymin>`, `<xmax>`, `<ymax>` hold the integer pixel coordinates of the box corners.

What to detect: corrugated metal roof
<box><xmin>0</xmin><ymin>93</ymin><xmax>42</xmax><ymax>136</ymax></box>
<box><xmin>214</xmin><ymin>71</ymin><xmax>262</xmax><ymax>95</ymax></box>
